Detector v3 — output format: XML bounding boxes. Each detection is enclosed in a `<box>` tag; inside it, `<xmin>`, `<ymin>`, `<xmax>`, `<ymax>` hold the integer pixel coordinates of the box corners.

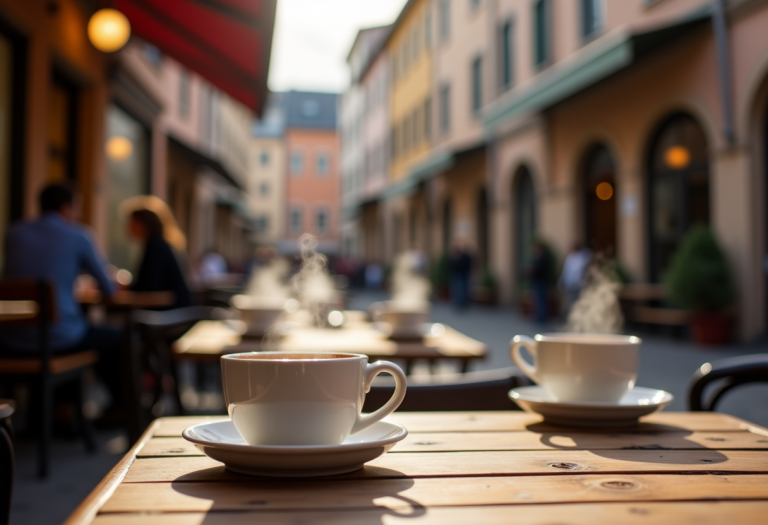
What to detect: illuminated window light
<box><xmin>106</xmin><ymin>136</ymin><xmax>133</xmax><ymax>161</ymax></box>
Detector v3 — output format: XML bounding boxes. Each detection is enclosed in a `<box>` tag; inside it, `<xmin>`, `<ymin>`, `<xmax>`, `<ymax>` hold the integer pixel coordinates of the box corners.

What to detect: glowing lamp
<box><xmin>664</xmin><ymin>145</ymin><xmax>690</xmax><ymax>170</ymax></box>
<box><xmin>106</xmin><ymin>136</ymin><xmax>133</xmax><ymax>161</ymax></box>
<box><xmin>596</xmin><ymin>182</ymin><xmax>613</xmax><ymax>201</ymax></box>
<box><xmin>88</xmin><ymin>9</ymin><xmax>131</xmax><ymax>53</ymax></box>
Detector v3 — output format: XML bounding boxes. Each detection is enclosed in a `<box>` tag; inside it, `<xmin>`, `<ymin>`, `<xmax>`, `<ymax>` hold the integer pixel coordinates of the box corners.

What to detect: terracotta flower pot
<box><xmin>691</xmin><ymin>312</ymin><xmax>733</xmax><ymax>346</ymax></box>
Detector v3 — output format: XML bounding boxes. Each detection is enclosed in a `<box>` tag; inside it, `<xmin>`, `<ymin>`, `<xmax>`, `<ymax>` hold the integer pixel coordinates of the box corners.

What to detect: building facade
<box><xmin>341</xmin><ymin>0</ymin><xmax>768</xmax><ymax>341</ymax></box>
<box><xmin>279</xmin><ymin>91</ymin><xmax>340</xmax><ymax>255</ymax></box>
<box><xmin>248</xmin><ymin>95</ymin><xmax>287</xmax><ymax>247</ymax></box>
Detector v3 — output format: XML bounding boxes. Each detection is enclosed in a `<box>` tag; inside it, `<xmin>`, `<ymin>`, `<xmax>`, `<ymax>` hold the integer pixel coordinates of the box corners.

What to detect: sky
<box><xmin>268</xmin><ymin>0</ymin><xmax>408</xmax><ymax>93</ymax></box>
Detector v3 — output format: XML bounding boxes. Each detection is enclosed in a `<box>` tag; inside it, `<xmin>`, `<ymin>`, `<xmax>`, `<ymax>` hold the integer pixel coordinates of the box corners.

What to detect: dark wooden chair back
<box><xmin>688</xmin><ymin>354</ymin><xmax>768</xmax><ymax>411</ymax></box>
<box><xmin>0</xmin><ymin>279</ymin><xmax>57</xmax><ymax>325</ymax></box>
<box><xmin>363</xmin><ymin>367</ymin><xmax>531</xmax><ymax>412</ymax></box>
<box><xmin>0</xmin><ymin>400</ymin><xmax>15</xmax><ymax>525</ymax></box>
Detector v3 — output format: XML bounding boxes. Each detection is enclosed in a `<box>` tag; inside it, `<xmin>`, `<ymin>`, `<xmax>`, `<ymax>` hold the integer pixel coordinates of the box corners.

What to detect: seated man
<box><xmin>0</xmin><ymin>184</ymin><xmax>122</xmax><ymax>405</ymax></box>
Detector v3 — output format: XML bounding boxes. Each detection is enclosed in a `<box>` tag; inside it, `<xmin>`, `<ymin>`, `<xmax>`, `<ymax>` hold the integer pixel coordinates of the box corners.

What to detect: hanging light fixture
<box><xmin>664</xmin><ymin>145</ymin><xmax>691</xmax><ymax>170</ymax></box>
<box><xmin>88</xmin><ymin>8</ymin><xmax>131</xmax><ymax>53</ymax></box>
<box><xmin>595</xmin><ymin>182</ymin><xmax>613</xmax><ymax>201</ymax></box>
<box><xmin>106</xmin><ymin>136</ymin><xmax>133</xmax><ymax>161</ymax></box>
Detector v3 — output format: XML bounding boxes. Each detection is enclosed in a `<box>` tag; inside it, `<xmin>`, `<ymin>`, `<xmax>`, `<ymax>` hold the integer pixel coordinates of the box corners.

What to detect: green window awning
<box><xmin>483</xmin><ymin>7</ymin><xmax>711</xmax><ymax>130</ymax></box>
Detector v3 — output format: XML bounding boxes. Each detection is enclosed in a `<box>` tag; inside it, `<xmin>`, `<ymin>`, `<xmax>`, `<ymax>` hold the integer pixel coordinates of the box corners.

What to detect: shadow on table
<box><xmin>171</xmin><ymin>466</ymin><xmax>426</xmax><ymax>524</ymax></box>
<box><xmin>525</xmin><ymin>422</ymin><xmax>728</xmax><ymax>465</ymax></box>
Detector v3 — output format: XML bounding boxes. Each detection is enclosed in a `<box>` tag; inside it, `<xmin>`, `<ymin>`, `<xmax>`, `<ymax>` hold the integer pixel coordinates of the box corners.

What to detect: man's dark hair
<box><xmin>39</xmin><ymin>184</ymin><xmax>74</xmax><ymax>213</ymax></box>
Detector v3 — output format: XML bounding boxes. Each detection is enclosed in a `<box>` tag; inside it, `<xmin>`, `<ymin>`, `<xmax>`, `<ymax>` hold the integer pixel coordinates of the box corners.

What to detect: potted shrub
<box><xmin>664</xmin><ymin>225</ymin><xmax>736</xmax><ymax>345</ymax></box>
<box><xmin>430</xmin><ymin>252</ymin><xmax>451</xmax><ymax>300</ymax></box>
<box><xmin>472</xmin><ymin>266</ymin><xmax>498</xmax><ymax>306</ymax></box>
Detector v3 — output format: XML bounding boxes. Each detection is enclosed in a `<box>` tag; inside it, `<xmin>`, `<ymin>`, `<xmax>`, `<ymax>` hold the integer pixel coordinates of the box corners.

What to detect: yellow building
<box><xmin>388</xmin><ymin>0</ymin><xmax>433</xmax><ymax>183</ymax></box>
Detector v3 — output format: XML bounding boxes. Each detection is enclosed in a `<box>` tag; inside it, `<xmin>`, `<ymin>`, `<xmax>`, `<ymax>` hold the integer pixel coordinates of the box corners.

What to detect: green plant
<box><xmin>664</xmin><ymin>225</ymin><xmax>735</xmax><ymax>312</ymax></box>
<box><xmin>479</xmin><ymin>266</ymin><xmax>497</xmax><ymax>289</ymax></box>
<box><xmin>430</xmin><ymin>252</ymin><xmax>450</xmax><ymax>291</ymax></box>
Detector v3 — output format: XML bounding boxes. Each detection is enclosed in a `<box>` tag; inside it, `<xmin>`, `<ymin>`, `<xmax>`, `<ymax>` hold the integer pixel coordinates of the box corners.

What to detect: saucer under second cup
<box><xmin>509</xmin><ymin>386</ymin><xmax>674</xmax><ymax>427</ymax></box>
<box><xmin>182</xmin><ymin>419</ymin><xmax>407</xmax><ymax>477</ymax></box>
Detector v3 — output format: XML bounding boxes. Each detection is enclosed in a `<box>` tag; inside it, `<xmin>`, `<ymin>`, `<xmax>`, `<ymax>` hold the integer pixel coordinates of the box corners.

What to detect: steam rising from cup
<box><xmin>565</xmin><ymin>263</ymin><xmax>624</xmax><ymax>334</ymax></box>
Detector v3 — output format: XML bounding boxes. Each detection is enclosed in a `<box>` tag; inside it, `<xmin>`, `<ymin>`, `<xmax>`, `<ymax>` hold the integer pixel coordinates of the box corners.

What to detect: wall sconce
<box><xmin>88</xmin><ymin>8</ymin><xmax>131</xmax><ymax>53</ymax></box>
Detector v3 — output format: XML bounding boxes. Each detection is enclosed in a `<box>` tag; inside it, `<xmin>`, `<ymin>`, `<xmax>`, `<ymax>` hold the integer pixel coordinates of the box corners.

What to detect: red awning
<box><xmin>115</xmin><ymin>0</ymin><xmax>276</xmax><ymax>114</ymax></box>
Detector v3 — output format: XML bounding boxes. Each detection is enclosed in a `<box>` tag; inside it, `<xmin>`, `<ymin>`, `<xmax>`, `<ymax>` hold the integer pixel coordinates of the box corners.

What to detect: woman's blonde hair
<box><xmin>121</xmin><ymin>195</ymin><xmax>187</xmax><ymax>252</ymax></box>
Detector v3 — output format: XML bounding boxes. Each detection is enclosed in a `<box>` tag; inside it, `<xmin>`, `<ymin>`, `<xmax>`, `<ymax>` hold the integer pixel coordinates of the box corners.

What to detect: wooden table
<box><xmin>0</xmin><ymin>300</ymin><xmax>37</xmax><ymax>322</ymax></box>
<box><xmin>173</xmin><ymin>315</ymin><xmax>487</xmax><ymax>373</ymax></box>
<box><xmin>77</xmin><ymin>289</ymin><xmax>175</xmax><ymax>309</ymax></box>
<box><xmin>67</xmin><ymin>411</ymin><xmax>768</xmax><ymax>524</ymax></box>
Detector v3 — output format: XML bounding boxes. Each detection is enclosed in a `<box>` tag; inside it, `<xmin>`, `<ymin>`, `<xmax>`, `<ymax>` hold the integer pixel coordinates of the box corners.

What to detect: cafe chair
<box><xmin>363</xmin><ymin>367</ymin><xmax>531</xmax><ymax>412</ymax></box>
<box><xmin>0</xmin><ymin>279</ymin><xmax>97</xmax><ymax>478</ymax></box>
<box><xmin>132</xmin><ymin>306</ymin><xmax>223</xmax><ymax>420</ymax></box>
<box><xmin>0</xmin><ymin>400</ymin><xmax>14</xmax><ymax>525</ymax></box>
<box><xmin>688</xmin><ymin>354</ymin><xmax>768</xmax><ymax>411</ymax></box>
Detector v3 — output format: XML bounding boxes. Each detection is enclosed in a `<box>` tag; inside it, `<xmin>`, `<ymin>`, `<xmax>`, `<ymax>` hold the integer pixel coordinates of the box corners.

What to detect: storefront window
<box><xmin>0</xmin><ymin>31</ymin><xmax>11</xmax><ymax>267</ymax></box>
<box><xmin>513</xmin><ymin>166</ymin><xmax>536</xmax><ymax>286</ymax></box>
<box><xmin>48</xmin><ymin>73</ymin><xmax>78</xmax><ymax>182</ymax></box>
<box><xmin>106</xmin><ymin>104</ymin><xmax>149</xmax><ymax>270</ymax></box>
<box><xmin>648</xmin><ymin>113</ymin><xmax>710</xmax><ymax>281</ymax></box>
<box><xmin>583</xmin><ymin>144</ymin><xmax>616</xmax><ymax>256</ymax></box>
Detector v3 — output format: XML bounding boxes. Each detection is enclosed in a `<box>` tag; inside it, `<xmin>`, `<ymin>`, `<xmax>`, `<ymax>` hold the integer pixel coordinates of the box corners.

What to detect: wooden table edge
<box><xmin>64</xmin><ymin>419</ymin><xmax>162</xmax><ymax>525</ymax></box>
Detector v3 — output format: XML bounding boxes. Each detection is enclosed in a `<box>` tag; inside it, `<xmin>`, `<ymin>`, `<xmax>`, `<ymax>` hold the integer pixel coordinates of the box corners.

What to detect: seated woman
<box><xmin>123</xmin><ymin>196</ymin><xmax>192</xmax><ymax>309</ymax></box>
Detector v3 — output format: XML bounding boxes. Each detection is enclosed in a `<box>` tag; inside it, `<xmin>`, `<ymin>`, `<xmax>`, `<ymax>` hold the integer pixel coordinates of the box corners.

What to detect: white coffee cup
<box><xmin>510</xmin><ymin>333</ymin><xmax>641</xmax><ymax>403</ymax></box>
<box><xmin>221</xmin><ymin>352</ymin><xmax>407</xmax><ymax>446</ymax></box>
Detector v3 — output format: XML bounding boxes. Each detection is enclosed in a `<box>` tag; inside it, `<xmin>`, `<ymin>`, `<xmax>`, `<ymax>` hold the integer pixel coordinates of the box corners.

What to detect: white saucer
<box><xmin>509</xmin><ymin>386</ymin><xmax>674</xmax><ymax>428</ymax></box>
<box><xmin>182</xmin><ymin>419</ymin><xmax>407</xmax><ymax>477</ymax></box>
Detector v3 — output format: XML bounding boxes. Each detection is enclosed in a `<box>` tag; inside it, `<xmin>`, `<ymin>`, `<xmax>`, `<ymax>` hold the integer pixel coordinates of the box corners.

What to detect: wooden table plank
<box><xmin>138</xmin><ymin>430</ymin><xmax>768</xmax><ymax>458</ymax></box>
<box><xmin>101</xmin><ymin>474</ymin><xmax>768</xmax><ymax>513</ymax></box>
<box><xmin>151</xmin><ymin>412</ymin><xmax>762</xmax><ymax>437</ymax></box>
<box><xmin>123</xmin><ymin>449</ymin><xmax>768</xmax><ymax>483</ymax></box>
<box><xmin>91</xmin><ymin>501</ymin><xmax>768</xmax><ymax>525</ymax></box>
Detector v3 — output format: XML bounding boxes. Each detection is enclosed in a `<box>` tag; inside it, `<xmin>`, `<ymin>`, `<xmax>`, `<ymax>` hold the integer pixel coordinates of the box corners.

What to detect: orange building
<box><xmin>277</xmin><ymin>91</ymin><xmax>340</xmax><ymax>255</ymax></box>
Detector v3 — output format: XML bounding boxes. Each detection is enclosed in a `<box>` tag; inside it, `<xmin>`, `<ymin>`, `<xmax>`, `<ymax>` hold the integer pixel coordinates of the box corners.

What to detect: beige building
<box><xmin>343</xmin><ymin>0</ymin><xmax>768</xmax><ymax>341</ymax></box>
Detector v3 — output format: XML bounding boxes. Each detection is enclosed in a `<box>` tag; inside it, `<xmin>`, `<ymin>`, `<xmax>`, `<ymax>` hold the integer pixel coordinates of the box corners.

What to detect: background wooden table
<box><xmin>173</xmin><ymin>316</ymin><xmax>487</xmax><ymax>373</ymax></box>
<box><xmin>68</xmin><ymin>411</ymin><xmax>768</xmax><ymax>524</ymax></box>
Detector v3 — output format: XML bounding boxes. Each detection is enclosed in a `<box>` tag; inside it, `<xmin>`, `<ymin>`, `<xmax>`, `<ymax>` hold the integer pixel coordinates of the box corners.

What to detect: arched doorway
<box><xmin>582</xmin><ymin>144</ymin><xmax>617</xmax><ymax>256</ymax></box>
<box><xmin>512</xmin><ymin>166</ymin><xmax>536</xmax><ymax>287</ymax></box>
<box><xmin>476</xmin><ymin>187</ymin><xmax>489</xmax><ymax>269</ymax></box>
<box><xmin>647</xmin><ymin>113</ymin><xmax>710</xmax><ymax>282</ymax></box>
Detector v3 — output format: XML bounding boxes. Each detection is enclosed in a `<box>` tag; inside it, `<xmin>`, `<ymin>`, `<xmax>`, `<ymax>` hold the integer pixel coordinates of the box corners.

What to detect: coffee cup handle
<box><xmin>352</xmin><ymin>360</ymin><xmax>407</xmax><ymax>434</ymax></box>
<box><xmin>510</xmin><ymin>335</ymin><xmax>540</xmax><ymax>384</ymax></box>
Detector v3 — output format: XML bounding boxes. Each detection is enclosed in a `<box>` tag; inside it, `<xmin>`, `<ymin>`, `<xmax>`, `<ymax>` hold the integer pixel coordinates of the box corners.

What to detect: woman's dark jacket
<box><xmin>131</xmin><ymin>235</ymin><xmax>192</xmax><ymax>309</ymax></box>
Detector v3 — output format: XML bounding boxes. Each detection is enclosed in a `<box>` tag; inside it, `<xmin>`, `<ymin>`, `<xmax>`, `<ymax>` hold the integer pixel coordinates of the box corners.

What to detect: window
<box><xmin>500</xmin><ymin>20</ymin><xmax>514</xmax><ymax>89</ymax></box>
<box><xmin>179</xmin><ymin>69</ymin><xmax>190</xmax><ymax>117</ymax></box>
<box><xmin>471</xmin><ymin>56</ymin><xmax>483</xmax><ymax>113</ymax></box>
<box><xmin>440</xmin><ymin>84</ymin><xmax>451</xmax><ymax>134</ymax></box>
<box><xmin>259</xmin><ymin>182</ymin><xmax>269</xmax><ymax>197</ymax></box>
<box><xmin>257</xmin><ymin>215</ymin><xmax>270</xmax><ymax>233</ymax></box>
<box><xmin>260</xmin><ymin>151</ymin><xmax>269</xmax><ymax>166</ymax></box>
<box><xmin>533</xmin><ymin>0</ymin><xmax>550</xmax><ymax>67</ymax></box>
<box><xmin>412</xmin><ymin>26</ymin><xmax>420</xmax><ymax>62</ymax></box>
<box><xmin>424</xmin><ymin>97</ymin><xmax>432</xmax><ymax>143</ymax></box>
<box><xmin>290</xmin><ymin>152</ymin><xmax>303</xmax><ymax>175</ymax></box>
<box><xmin>317</xmin><ymin>153</ymin><xmax>329</xmax><ymax>175</ymax></box>
<box><xmin>581</xmin><ymin>0</ymin><xmax>603</xmax><ymax>39</ymax></box>
<box><xmin>290</xmin><ymin>207</ymin><xmax>303</xmax><ymax>233</ymax></box>
<box><xmin>316</xmin><ymin>209</ymin><xmax>329</xmax><ymax>234</ymax></box>
<box><xmin>412</xmin><ymin>108</ymin><xmax>420</xmax><ymax>147</ymax></box>
<box><xmin>440</xmin><ymin>0</ymin><xmax>451</xmax><ymax>42</ymax></box>
<box><xmin>647</xmin><ymin>114</ymin><xmax>710</xmax><ymax>281</ymax></box>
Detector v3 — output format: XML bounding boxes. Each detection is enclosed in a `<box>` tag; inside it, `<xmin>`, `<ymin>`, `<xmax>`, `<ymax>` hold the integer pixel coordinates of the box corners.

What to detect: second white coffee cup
<box><xmin>510</xmin><ymin>333</ymin><xmax>641</xmax><ymax>403</ymax></box>
<box><xmin>221</xmin><ymin>352</ymin><xmax>407</xmax><ymax>446</ymax></box>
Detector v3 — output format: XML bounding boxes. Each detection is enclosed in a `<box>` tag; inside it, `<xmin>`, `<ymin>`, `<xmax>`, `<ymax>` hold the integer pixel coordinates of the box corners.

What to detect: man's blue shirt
<box><xmin>1</xmin><ymin>213</ymin><xmax>115</xmax><ymax>352</ymax></box>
